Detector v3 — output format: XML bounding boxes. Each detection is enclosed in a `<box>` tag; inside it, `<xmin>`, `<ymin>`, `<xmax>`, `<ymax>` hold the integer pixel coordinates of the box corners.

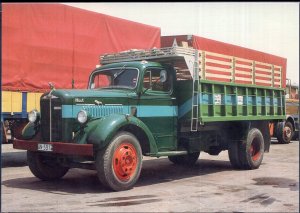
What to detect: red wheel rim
<box><xmin>250</xmin><ymin>138</ymin><xmax>261</xmax><ymax>161</ymax></box>
<box><xmin>112</xmin><ymin>142</ymin><xmax>138</xmax><ymax>181</ymax></box>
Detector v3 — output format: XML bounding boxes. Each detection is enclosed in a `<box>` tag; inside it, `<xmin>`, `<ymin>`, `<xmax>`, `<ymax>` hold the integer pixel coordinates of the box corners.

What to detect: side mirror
<box><xmin>160</xmin><ymin>70</ymin><xmax>167</xmax><ymax>83</ymax></box>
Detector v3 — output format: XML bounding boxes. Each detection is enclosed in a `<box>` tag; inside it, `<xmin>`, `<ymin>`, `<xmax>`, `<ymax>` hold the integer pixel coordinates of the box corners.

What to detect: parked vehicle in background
<box><xmin>1</xmin><ymin>3</ymin><xmax>160</xmax><ymax>143</ymax></box>
<box><xmin>274</xmin><ymin>79</ymin><xmax>299</xmax><ymax>143</ymax></box>
<box><xmin>14</xmin><ymin>34</ymin><xmax>287</xmax><ymax>191</ymax></box>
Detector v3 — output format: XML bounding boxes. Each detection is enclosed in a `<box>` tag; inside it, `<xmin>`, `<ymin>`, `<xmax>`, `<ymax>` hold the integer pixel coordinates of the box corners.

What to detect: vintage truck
<box><xmin>14</xmin><ymin>42</ymin><xmax>286</xmax><ymax>191</ymax></box>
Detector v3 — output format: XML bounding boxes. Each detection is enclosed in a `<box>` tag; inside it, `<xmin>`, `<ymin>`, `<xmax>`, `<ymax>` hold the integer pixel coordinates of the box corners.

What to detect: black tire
<box><xmin>95</xmin><ymin>131</ymin><xmax>142</xmax><ymax>191</ymax></box>
<box><xmin>292</xmin><ymin>131</ymin><xmax>299</xmax><ymax>140</ymax></box>
<box><xmin>27</xmin><ymin>151</ymin><xmax>69</xmax><ymax>180</ymax></box>
<box><xmin>228</xmin><ymin>128</ymin><xmax>264</xmax><ymax>170</ymax></box>
<box><xmin>228</xmin><ymin>141</ymin><xmax>242</xmax><ymax>169</ymax></box>
<box><xmin>277</xmin><ymin>121</ymin><xmax>294</xmax><ymax>144</ymax></box>
<box><xmin>239</xmin><ymin>128</ymin><xmax>264</xmax><ymax>170</ymax></box>
<box><xmin>168</xmin><ymin>152</ymin><xmax>200</xmax><ymax>166</ymax></box>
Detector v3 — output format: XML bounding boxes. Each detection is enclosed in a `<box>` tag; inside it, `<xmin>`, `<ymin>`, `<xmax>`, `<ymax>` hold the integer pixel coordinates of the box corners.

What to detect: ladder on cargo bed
<box><xmin>191</xmin><ymin>50</ymin><xmax>200</xmax><ymax>131</ymax></box>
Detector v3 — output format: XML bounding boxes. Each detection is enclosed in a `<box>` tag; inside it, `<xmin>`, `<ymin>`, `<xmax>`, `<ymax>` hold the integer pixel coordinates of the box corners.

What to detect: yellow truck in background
<box><xmin>2</xmin><ymin>92</ymin><xmax>43</xmax><ymax>142</ymax></box>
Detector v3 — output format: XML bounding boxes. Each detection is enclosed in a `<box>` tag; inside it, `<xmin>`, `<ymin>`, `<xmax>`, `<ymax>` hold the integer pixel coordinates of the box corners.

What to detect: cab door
<box><xmin>137</xmin><ymin>67</ymin><xmax>177</xmax><ymax>151</ymax></box>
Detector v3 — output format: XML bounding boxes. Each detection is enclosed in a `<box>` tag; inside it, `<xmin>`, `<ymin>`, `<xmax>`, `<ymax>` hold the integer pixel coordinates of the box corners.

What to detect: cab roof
<box><xmin>98</xmin><ymin>61</ymin><xmax>163</xmax><ymax>71</ymax></box>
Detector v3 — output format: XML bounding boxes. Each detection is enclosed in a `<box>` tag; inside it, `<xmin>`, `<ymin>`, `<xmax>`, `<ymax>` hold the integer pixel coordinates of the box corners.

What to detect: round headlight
<box><xmin>28</xmin><ymin>110</ymin><xmax>38</xmax><ymax>123</ymax></box>
<box><xmin>77</xmin><ymin>110</ymin><xmax>88</xmax><ymax>124</ymax></box>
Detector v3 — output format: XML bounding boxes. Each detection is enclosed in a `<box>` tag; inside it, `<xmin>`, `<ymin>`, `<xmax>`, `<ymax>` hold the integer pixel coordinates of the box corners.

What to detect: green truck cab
<box><xmin>14</xmin><ymin>46</ymin><xmax>286</xmax><ymax>191</ymax></box>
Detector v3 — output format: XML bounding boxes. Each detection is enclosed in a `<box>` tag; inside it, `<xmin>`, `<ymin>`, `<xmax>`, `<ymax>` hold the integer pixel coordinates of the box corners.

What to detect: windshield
<box><xmin>89</xmin><ymin>67</ymin><xmax>139</xmax><ymax>89</ymax></box>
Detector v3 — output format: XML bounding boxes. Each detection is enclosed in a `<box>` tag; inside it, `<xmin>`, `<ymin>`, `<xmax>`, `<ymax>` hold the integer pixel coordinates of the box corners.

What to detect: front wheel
<box><xmin>95</xmin><ymin>131</ymin><xmax>142</xmax><ymax>191</ymax></box>
<box><xmin>168</xmin><ymin>152</ymin><xmax>200</xmax><ymax>166</ymax></box>
<box><xmin>27</xmin><ymin>151</ymin><xmax>69</xmax><ymax>180</ymax></box>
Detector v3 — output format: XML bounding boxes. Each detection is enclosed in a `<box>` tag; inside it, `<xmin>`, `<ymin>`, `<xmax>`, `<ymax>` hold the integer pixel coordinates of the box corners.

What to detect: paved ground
<box><xmin>1</xmin><ymin>139</ymin><xmax>299</xmax><ymax>212</ymax></box>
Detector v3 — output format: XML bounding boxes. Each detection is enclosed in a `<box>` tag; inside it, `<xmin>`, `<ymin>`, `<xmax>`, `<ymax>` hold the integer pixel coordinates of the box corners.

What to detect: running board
<box><xmin>147</xmin><ymin>151</ymin><xmax>188</xmax><ymax>157</ymax></box>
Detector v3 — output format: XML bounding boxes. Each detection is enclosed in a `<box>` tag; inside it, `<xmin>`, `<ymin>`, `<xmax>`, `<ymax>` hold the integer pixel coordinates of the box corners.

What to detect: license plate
<box><xmin>37</xmin><ymin>143</ymin><xmax>53</xmax><ymax>152</ymax></box>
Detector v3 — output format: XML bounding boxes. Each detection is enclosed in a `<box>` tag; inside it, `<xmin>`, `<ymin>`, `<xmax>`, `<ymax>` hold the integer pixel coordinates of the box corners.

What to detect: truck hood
<box><xmin>45</xmin><ymin>89</ymin><xmax>135</xmax><ymax>105</ymax></box>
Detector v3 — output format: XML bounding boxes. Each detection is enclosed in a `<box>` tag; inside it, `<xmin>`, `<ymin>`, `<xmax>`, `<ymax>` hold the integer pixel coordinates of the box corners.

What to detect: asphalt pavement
<box><xmin>1</xmin><ymin>139</ymin><xmax>299</xmax><ymax>212</ymax></box>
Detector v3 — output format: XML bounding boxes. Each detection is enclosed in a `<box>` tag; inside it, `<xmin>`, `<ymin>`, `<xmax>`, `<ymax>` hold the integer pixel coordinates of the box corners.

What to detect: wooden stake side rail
<box><xmin>200</xmin><ymin>50</ymin><xmax>282</xmax><ymax>88</ymax></box>
<box><xmin>100</xmin><ymin>46</ymin><xmax>283</xmax><ymax>88</ymax></box>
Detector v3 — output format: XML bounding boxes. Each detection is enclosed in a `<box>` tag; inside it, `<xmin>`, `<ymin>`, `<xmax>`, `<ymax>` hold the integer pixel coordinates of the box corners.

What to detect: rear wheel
<box><xmin>168</xmin><ymin>152</ymin><xmax>200</xmax><ymax>166</ymax></box>
<box><xmin>27</xmin><ymin>151</ymin><xmax>69</xmax><ymax>180</ymax></box>
<box><xmin>96</xmin><ymin>131</ymin><xmax>142</xmax><ymax>191</ymax></box>
<box><xmin>277</xmin><ymin>121</ymin><xmax>294</xmax><ymax>144</ymax></box>
<box><xmin>240</xmin><ymin>128</ymin><xmax>264</xmax><ymax>169</ymax></box>
<box><xmin>228</xmin><ymin>141</ymin><xmax>242</xmax><ymax>169</ymax></box>
<box><xmin>228</xmin><ymin>128</ymin><xmax>264</xmax><ymax>170</ymax></box>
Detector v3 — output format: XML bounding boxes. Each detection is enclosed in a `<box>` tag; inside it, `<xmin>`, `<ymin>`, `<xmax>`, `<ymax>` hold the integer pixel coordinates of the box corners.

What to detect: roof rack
<box><xmin>100</xmin><ymin>46</ymin><xmax>197</xmax><ymax>80</ymax></box>
<box><xmin>100</xmin><ymin>46</ymin><xmax>196</xmax><ymax>64</ymax></box>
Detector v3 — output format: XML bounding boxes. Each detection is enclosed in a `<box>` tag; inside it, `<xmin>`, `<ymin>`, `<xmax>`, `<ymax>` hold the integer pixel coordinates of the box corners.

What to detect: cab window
<box><xmin>89</xmin><ymin>68</ymin><xmax>138</xmax><ymax>89</ymax></box>
<box><xmin>143</xmin><ymin>68</ymin><xmax>172</xmax><ymax>92</ymax></box>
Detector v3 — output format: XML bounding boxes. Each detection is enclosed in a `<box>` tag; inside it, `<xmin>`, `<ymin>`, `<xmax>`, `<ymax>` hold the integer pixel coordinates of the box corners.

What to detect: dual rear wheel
<box><xmin>228</xmin><ymin>128</ymin><xmax>264</xmax><ymax>170</ymax></box>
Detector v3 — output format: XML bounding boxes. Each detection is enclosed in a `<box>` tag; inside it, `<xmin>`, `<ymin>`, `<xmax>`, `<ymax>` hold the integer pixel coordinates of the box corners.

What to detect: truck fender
<box><xmin>21</xmin><ymin>122</ymin><xmax>39</xmax><ymax>140</ymax></box>
<box><xmin>85</xmin><ymin>114</ymin><xmax>158</xmax><ymax>154</ymax></box>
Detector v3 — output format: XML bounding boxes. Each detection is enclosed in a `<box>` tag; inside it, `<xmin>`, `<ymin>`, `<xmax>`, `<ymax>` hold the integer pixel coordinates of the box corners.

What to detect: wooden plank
<box><xmin>206</xmin><ymin>73</ymin><xmax>232</xmax><ymax>79</ymax></box>
<box><xmin>255</xmin><ymin>67</ymin><xmax>272</xmax><ymax>73</ymax></box>
<box><xmin>201</xmin><ymin>51</ymin><xmax>206</xmax><ymax>79</ymax></box>
<box><xmin>235</xmin><ymin>64</ymin><xmax>253</xmax><ymax>70</ymax></box>
<box><xmin>206</xmin><ymin>69</ymin><xmax>232</xmax><ymax>76</ymax></box>
<box><xmin>255</xmin><ymin>61</ymin><xmax>273</xmax><ymax>67</ymax></box>
<box><xmin>206</xmin><ymin>76</ymin><xmax>231</xmax><ymax>82</ymax></box>
<box><xmin>235</xmin><ymin>57</ymin><xmax>254</xmax><ymax>64</ymax></box>
<box><xmin>255</xmin><ymin>79</ymin><xmax>272</xmax><ymax>84</ymax></box>
<box><xmin>205</xmin><ymin>65</ymin><xmax>232</xmax><ymax>73</ymax></box>
<box><xmin>232</xmin><ymin>57</ymin><xmax>236</xmax><ymax>83</ymax></box>
<box><xmin>235</xmin><ymin>76</ymin><xmax>253</xmax><ymax>82</ymax></box>
<box><xmin>205</xmin><ymin>51</ymin><xmax>233</xmax><ymax>60</ymax></box>
<box><xmin>235</xmin><ymin>70</ymin><xmax>253</xmax><ymax>75</ymax></box>
<box><xmin>235</xmin><ymin>73</ymin><xmax>252</xmax><ymax>78</ymax></box>
<box><xmin>205</xmin><ymin>58</ymin><xmax>232</xmax><ymax>66</ymax></box>
<box><xmin>255</xmin><ymin>73</ymin><xmax>272</xmax><ymax>78</ymax></box>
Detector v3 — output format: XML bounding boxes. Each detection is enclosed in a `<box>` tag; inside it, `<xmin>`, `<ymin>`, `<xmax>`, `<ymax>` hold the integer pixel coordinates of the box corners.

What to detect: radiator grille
<box><xmin>40</xmin><ymin>96</ymin><xmax>62</xmax><ymax>142</ymax></box>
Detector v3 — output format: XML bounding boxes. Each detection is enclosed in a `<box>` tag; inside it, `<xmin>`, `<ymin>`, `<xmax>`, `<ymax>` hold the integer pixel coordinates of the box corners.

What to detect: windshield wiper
<box><xmin>113</xmin><ymin>65</ymin><xmax>126</xmax><ymax>81</ymax></box>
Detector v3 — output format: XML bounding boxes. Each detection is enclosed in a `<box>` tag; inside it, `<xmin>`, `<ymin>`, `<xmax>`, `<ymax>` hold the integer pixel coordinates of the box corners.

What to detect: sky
<box><xmin>64</xmin><ymin>2</ymin><xmax>299</xmax><ymax>86</ymax></box>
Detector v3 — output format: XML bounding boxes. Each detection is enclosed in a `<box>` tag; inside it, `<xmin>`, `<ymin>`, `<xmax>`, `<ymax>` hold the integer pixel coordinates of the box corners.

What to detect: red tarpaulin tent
<box><xmin>2</xmin><ymin>3</ymin><xmax>161</xmax><ymax>92</ymax></box>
